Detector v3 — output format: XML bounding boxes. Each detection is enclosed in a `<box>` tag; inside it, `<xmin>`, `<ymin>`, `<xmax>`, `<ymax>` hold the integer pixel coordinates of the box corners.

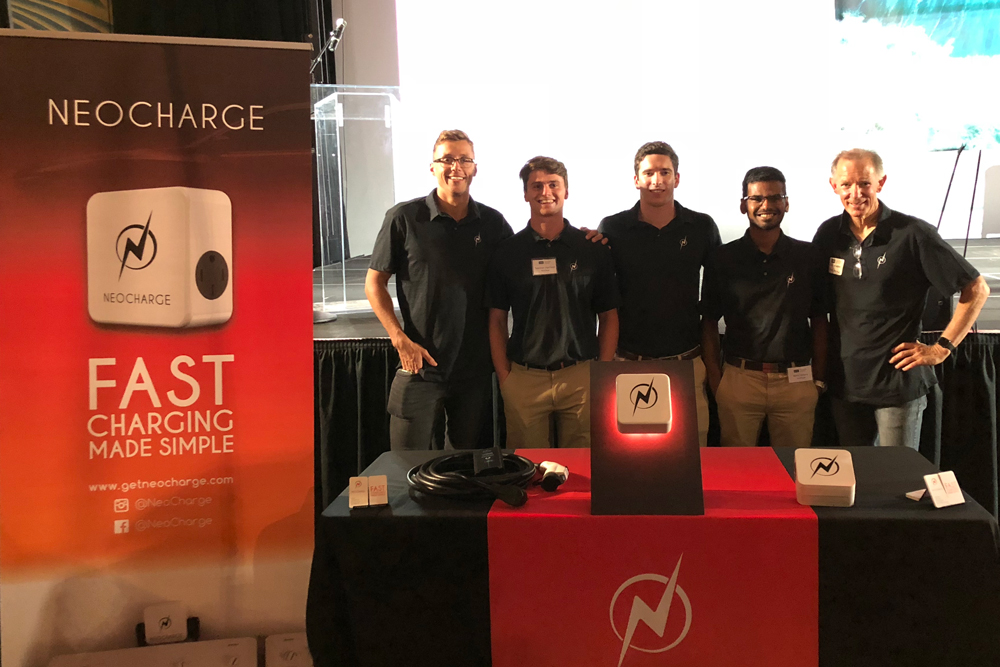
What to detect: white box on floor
<box><xmin>794</xmin><ymin>448</ymin><xmax>856</xmax><ymax>507</ymax></box>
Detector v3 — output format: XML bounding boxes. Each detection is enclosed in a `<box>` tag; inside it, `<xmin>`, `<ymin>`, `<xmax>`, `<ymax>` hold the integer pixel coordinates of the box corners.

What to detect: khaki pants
<box><xmin>715</xmin><ymin>363</ymin><xmax>818</xmax><ymax>448</ymax></box>
<box><xmin>500</xmin><ymin>361</ymin><xmax>591</xmax><ymax>448</ymax></box>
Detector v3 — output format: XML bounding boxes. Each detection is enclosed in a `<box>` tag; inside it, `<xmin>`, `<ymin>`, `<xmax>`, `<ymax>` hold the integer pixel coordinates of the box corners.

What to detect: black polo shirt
<box><xmin>598</xmin><ymin>201</ymin><xmax>722</xmax><ymax>356</ymax></box>
<box><xmin>369</xmin><ymin>191</ymin><xmax>513</xmax><ymax>382</ymax></box>
<box><xmin>812</xmin><ymin>202</ymin><xmax>979</xmax><ymax>405</ymax></box>
<box><xmin>485</xmin><ymin>222</ymin><xmax>619</xmax><ymax>368</ymax></box>
<box><xmin>702</xmin><ymin>230</ymin><xmax>826</xmax><ymax>364</ymax></box>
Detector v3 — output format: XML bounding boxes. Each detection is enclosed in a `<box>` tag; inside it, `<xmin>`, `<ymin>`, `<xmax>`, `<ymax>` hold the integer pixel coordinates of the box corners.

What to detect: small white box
<box><xmin>49</xmin><ymin>637</ymin><xmax>255</xmax><ymax>667</ymax></box>
<box><xmin>142</xmin><ymin>601</ymin><xmax>188</xmax><ymax>645</ymax></box>
<box><xmin>87</xmin><ymin>186</ymin><xmax>233</xmax><ymax>328</ymax></box>
<box><xmin>794</xmin><ymin>448</ymin><xmax>856</xmax><ymax>507</ymax></box>
<box><xmin>616</xmin><ymin>373</ymin><xmax>671</xmax><ymax>433</ymax></box>
<box><xmin>265</xmin><ymin>632</ymin><xmax>313</xmax><ymax>667</ymax></box>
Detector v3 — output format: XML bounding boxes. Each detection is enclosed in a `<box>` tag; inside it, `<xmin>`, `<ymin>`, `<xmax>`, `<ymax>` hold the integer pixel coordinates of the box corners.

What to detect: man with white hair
<box><xmin>812</xmin><ymin>148</ymin><xmax>989</xmax><ymax>449</ymax></box>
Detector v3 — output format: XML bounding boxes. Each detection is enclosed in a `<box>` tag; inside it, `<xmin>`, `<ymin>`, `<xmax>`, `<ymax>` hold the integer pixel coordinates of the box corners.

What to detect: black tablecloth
<box><xmin>306</xmin><ymin>452</ymin><xmax>492</xmax><ymax>667</ymax></box>
<box><xmin>315</xmin><ymin>332</ymin><xmax>1000</xmax><ymax>520</ymax></box>
<box><xmin>307</xmin><ymin>448</ymin><xmax>1000</xmax><ymax>667</ymax></box>
<box><xmin>773</xmin><ymin>447</ymin><xmax>1000</xmax><ymax>666</ymax></box>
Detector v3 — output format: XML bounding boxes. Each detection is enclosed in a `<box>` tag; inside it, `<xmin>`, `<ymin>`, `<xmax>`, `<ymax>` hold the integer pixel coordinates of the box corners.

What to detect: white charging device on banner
<box><xmin>87</xmin><ymin>187</ymin><xmax>233</xmax><ymax>328</ymax></box>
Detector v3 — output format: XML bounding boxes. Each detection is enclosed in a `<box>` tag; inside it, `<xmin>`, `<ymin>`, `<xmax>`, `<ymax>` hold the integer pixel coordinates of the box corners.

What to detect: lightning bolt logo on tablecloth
<box><xmin>610</xmin><ymin>555</ymin><xmax>692</xmax><ymax>666</ymax></box>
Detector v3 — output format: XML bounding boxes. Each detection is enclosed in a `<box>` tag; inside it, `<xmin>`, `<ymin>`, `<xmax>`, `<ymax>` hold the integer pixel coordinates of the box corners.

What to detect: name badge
<box><xmin>532</xmin><ymin>258</ymin><xmax>557</xmax><ymax>276</ymax></box>
<box><xmin>829</xmin><ymin>258</ymin><xmax>844</xmax><ymax>276</ymax></box>
<box><xmin>787</xmin><ymin>365</ymin><xmax>813</xmax><ymax>383</ymax></box>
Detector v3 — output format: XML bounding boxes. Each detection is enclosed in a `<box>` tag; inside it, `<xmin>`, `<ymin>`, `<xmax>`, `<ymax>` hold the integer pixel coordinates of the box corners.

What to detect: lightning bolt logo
<box><xmin>630</xmin><ymin>378</ymin><xmax>658</xmax><ymax>416</ymax></box>
<box><xmin>610</xmin><ymin>556</ymin><xmax>692</xmax><ymax>667</ymax></box>
<box><xmin>810</xmin><ymin>456</ymin><xmax>840</xmax><ymax>478</ymax></box>
<box><xmin>116</xmin><ymin>212</ymin><xmax>158</xmax><ymax>279</ymax></box>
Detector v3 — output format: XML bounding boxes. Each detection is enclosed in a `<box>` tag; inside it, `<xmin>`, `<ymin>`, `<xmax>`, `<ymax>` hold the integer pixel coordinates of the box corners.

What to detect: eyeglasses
<box><xmin>852</xmin><ymin>244</ymin><xmax>863</xmax><ymax>278</ymax></box>
<box><xmin>742</xmin><ymin>195</ymin><xmax>788</xmax><ymax>205</ymax></box>
<box><xmin>433</xmin><ymin>157</ymin><xmax>476</xmax><ymax>167</ymax></box>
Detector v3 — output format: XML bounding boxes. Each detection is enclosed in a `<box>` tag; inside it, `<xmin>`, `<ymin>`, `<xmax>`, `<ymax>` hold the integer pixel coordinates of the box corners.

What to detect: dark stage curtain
<box><xmin>111</xmin><ymin>0</ymin><xmax>310</xmax><ymax>42</ymax></box>
<box><xmin>314</xmin><ymin>339</ymin><xmax>398</xmax><ymax>514</ymax></box>
<box><xmin>919</xmin><ymin>331</ymin><xmax>1000</xmax><ymax>518</ymax></box>
<box><xmin>314</xmin><ymin>332</ymin><xmax>1000</xmax><ymax>518</ymax></box>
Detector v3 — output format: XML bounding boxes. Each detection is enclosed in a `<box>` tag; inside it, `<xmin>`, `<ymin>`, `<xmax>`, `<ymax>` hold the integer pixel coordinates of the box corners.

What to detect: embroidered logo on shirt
<box><xmin>877</xmin><ymin>252</ymin><xmax>886</xmax><ymax>268</ymax></box>
<box><xmin>787</xmin><ymin>273</ymin><xmax>795</xmax><ymax>285</ymax></box>
<box><xmin>570</xmin><ymin>260</ymin><xmax>578</xmax><ymax>271</ymax></box>
<box><xmin>679</xmin><ymin>236</ymin><xmax>688</xmax><ymax>249</ymax></box>
<box><xmin>474</xmin><ymin>233</ymin><xmax>481</xmax><ymax>246</ymax></box>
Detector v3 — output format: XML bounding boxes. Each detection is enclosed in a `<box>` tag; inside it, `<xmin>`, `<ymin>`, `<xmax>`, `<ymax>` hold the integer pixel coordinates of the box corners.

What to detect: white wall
<box><xmin>377</xmin><ymin>0</ymin><xmax>998</xmax><ymax>243</ymax></box>
<box><xmin>331</xmin><ymin>0</ymin><xmax>399</xmax><ymax>88</ymax></box>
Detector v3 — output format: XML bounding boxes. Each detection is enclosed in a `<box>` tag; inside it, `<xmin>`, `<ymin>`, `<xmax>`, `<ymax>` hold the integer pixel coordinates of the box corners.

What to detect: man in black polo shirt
<box><xmin>365</xmin><ymin>130</ymin><xmax>513</xmax><ymax>451</ymax></box>
<box><xmin>487</xmin><ymin>156</ymin><xmax>619</xmax><ymax>448</ymax></box>
<box><xmin>813</xmin><ymin>148</ymin><xmax>990</xmax><ymax>449</ymax></box>
<box><xmin>598</xmin><ymin>141</ymin><xmax>721</xmax><ymax>446</ymax></box>
<box><xmin>701</xmin><ymin>166</ymin><xmax>827</xmax><ymax>448</ymax></box>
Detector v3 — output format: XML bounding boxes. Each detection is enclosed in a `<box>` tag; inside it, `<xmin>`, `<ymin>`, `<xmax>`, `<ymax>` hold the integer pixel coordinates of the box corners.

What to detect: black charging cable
<box><xmin>407</xmin><ymin>452</ymin><xmax>537</xmax><ymax>507</ymax></box>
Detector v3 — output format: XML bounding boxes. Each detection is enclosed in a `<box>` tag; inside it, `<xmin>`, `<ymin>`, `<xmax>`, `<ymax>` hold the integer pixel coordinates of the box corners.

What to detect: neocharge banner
<box><xmin>0</xmin><ymin>31</ymin><xmax>314</xmax><ymax>666</ymax></box>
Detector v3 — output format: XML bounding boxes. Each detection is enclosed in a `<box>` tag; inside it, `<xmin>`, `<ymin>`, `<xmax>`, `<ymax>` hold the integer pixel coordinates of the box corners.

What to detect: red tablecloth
<box><xmin>489</xmin><ymin>447</ymin><xmax>818</xmax><ymax>667</ymax></box>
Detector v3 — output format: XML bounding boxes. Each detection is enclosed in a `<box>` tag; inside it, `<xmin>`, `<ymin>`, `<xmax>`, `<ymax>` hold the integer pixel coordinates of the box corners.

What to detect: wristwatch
<box><xmin>814</xmin><ymin>380</ymin><xmax>827</xmax><ymax>393</ymax></box>
<box><xmin>937</xmin><ymin>336</ymin><xmax>957</xmax><ymax>354</ymax></box>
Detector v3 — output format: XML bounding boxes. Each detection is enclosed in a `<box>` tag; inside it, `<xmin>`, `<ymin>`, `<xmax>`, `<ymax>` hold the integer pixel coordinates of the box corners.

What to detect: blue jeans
<box><xmin>831</xmin><ymin>395</ymin><xmax>928</xmax><ymax>450</ymax></box>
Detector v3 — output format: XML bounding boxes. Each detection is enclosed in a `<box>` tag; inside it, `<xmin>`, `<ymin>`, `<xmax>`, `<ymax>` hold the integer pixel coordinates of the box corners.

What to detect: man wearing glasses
<box><xmin>812</xmin><ymin>148</ymin><xmax>989</xmax><ymax>449</ymax></box>
<box><xmin>598</xmin><ymin>141</ymin><xmax>721</xmax><ymax>446</ymax></box>
<box><xmin>365</xmin><ymin>130</ymin><xmax>513</xmax><ymax>450</ymax></box>
<box><xmin>701</xmin><ymin>167</ymin><xmax>827</xmax><ymax>447</ymax></box>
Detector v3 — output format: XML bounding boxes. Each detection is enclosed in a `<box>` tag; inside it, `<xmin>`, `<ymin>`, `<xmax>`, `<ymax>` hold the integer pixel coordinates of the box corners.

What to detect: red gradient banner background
<box><xmin>489</xmin><ymin>448</ymin><xmax>818</xmax><ymax>667</ymax></box>
<box><xmin>0</xmin><ymin>32</ymin><xmax>313</xmax><ymax>664</ymax></box>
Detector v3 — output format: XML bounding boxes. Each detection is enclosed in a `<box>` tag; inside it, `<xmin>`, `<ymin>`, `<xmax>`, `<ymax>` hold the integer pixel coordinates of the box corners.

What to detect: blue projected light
<box><xmin>837</xmin><ymin>1</ymin><xmax>1000</xmax><ymax>57</ymax></box>
<box><xmin>834</xmin><ymin>1</ymin><xmax>1000</xmax><ymax>149</ymax></box>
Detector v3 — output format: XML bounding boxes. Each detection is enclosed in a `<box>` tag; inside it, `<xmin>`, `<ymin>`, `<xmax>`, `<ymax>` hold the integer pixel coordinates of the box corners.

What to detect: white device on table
<box><xmin>794</xmin><ymin>448</ymin><xmax>856</xmax><ymax>507</ymax></box>
<box><xmin>616</xmin><ymin>373</ymin><xmax>672</xmax><ymax>433</ymax></box>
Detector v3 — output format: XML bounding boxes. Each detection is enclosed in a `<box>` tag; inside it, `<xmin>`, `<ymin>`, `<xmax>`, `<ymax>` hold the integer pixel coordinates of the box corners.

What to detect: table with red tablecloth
<box><xmin>306</xmin><ymin>446</ymin><xmax>1000</xmax><ymax>667</ymax></box>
